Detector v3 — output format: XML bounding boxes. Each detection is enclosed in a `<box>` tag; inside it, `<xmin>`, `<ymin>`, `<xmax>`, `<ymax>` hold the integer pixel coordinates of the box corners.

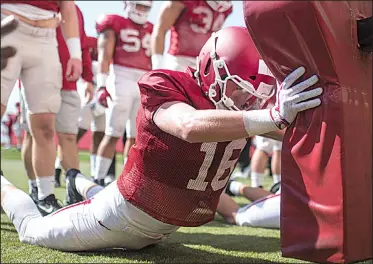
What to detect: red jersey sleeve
<box><xmin>138</xmin><ymin>70</ymin><xmax>191</xmax><ymax>121</ymax></box>
<box><xmin>96</xmin><ymin>14</ymin><xmax>122</xmax><ymax>34</ymax></box>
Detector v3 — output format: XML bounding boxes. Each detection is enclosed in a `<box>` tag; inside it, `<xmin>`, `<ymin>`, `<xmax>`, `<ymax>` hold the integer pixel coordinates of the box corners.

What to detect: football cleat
<box><xmin>29</xmin><ymin>185</ymin><xmax>38</xmax><ymax>204</ymax></box>
<box><xmin>37</xmin><ymin>194</ymin><xmax>63</xmax><ymax>216</ymax></box>
<box><xmin>270</xmin><ymin>181</ymin><xmax>281</xmax><ymax>194</ymax></box>
<box><xmin>65</xmin><ymin>169</ymin><xmax>84</xmax><ymax>205</ymax></box>
<box><xmin>104</xmin><ymin>174</ymin><xmax>115</xmax><ymax>186</ymax></box>
<box><xmin>92</xmin><ymin>177</ymin><xmax>105</xmax><ymax>187</ymax></box>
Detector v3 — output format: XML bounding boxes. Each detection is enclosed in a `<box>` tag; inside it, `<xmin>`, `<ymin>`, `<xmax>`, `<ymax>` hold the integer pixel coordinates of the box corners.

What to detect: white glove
<box><xmin>270</xmin><ymin>66</ymin><xmax>323</xmax><ymax>129</ymax></box>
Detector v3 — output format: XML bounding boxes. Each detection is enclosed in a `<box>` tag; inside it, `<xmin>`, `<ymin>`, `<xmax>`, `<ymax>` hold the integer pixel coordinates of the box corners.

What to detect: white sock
<box><xmin>36</xmin><ymin>176</ymin><xmax>55</xmax><ymax>200</ymax></box>
<box><xmin>228</xmin><ymin>181</ymin><xmax>243</xmax><ymax>196</ymax></box>
<box><xmin>90</xmin><ymin>154</ymin><xmax>97</xmax><ymax>177</ymax></box>
<box><xmin>123</xmin><ymin>157</ymin><xmax>128</xmax><ymax>166</ymax></box>
<box><xmin>1</xmin><ymin>175</ymin><xmax>13</xmax><ymax>189</ymax></box>
<box><xmin>28</xmin><ymin>179</ymin><xmax>37</xmax><ymax>193</ymax></box>
<box><xmin>273</xmin><ymin>174</ymin><xmax>281</xmax><ymax>184</ymax></box>
<box><xmin>251</xmin><ymin>172</ymin><xmax>265</xmax><ymax>188</ymax></box>
<box><xmin>74</xmin><ymin>173</ymin><xmax>97</xmax><ymax>198</ymax></box>
<box><xmin>54</xmin><ymin>157</ymin><xmax>62</xmax><ymax>170</ymax></box>
<box><xmin>95</xmin><ymin>156</ymin><xmax>112</xmax><ymax>180</ymax></box>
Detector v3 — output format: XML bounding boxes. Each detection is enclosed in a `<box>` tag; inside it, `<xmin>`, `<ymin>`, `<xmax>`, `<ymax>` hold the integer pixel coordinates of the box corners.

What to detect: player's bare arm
<box><xmin>154</xmin><ymin>101</ymin><xmax>249</xmax><ymax>143</ymax></box>
<box><xmin>97</xmin><ymin>29</ymin><xmax>115</xmax><ymax>86</ymax></box>
<box><xmin>154</xmin><ymin>66</ymin><xmax>322</xmax><ymax>143</ymax></box>
<box><xmin>59</xmin><ymin>1</ymin><xmax>82</xmax><ymax>81</ymax></box>
<box><xmin>150</xmin><ymin>1</ymin><xmax>185</xmax><ymax>69</ymax></box>
<box><xmin>95</xmin><ymin>29</ymin><xmax>115</xmax><ymax>107</ymax></box>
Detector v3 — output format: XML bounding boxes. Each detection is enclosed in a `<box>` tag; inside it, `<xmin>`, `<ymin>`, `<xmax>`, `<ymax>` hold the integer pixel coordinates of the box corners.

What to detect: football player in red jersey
<box><xmin>93</xmin><ymin>1</ymin><xmax>153</xmax><ymax>185</ymax></box>
<box><xmin>151</xmin><ymin>0</ymin><xmax>232</xmax><ymax>71</ymax></box>
<box><xmin>1</xmin><ymin>27</ymin><xmax>322</xmax><ymax>251</ymax></box>
<box><xmin>76</xmin><ymin>36</ymin><xmax>111</xmax><ymax>186</ymax></box>
<box><xmin>1</xmin><ymin>1</ymin><xmax>82</xmax><ymax>214</ymax></box>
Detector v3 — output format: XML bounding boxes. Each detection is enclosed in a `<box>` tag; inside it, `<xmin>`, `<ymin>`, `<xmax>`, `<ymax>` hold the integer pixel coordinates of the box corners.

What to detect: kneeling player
<box><xmin>1</xmin><ymin>27</ymin><xmax>322</xmax><ymax>251</ymax></box>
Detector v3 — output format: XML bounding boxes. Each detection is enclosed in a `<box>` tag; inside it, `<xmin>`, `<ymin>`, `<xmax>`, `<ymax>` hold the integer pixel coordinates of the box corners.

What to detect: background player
<box><xmin>93</xmin><ymin>0</ymin><xmax>153</xmax><ymax>185</ymax></box>
<box><xmin>1</xmin><ymin>1</ymin><xmax>82</xmax><ymax>214</ymax></box>
<box><xmin>151</xmin><ymin>0</ymin><xmax>232</xmax><ymax>70</ymax></box>
<box><xmin>1</xmin><ymin>26</ymin><xmax>323</xmax><ymax>251</ymax></box>
<box><xmin>18</xmin><ymin>3</ymin><xmax>92</xmax><ymax>215</ymax></box>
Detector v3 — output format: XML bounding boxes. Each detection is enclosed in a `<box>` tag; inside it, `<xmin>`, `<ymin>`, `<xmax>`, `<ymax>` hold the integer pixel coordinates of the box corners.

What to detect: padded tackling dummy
<box><xmin>244</xmin><ymin>1</ymin><xmax>372</xmax><ymax>263</ymax></box>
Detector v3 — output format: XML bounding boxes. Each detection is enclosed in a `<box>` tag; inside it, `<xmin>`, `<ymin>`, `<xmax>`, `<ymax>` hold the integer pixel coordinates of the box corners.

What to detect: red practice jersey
<box><xmin>1</xmin><ymin>0</ymin><xmax>60</xmax><ymax>12</ymax></box>
<box><xmin>96</xmin><ymin>14</ymin><xmax>153</xmax><ymax>71</ymax></box>
<box><xmin>56</xmin><ymin>5</ymin><xmax>93</xmax><ymax>91</ymax></box>
<box><xmin>168</xmin><ymin>0</ymin><xmax>232</xmax><ymax>58</ymax></box>
<box><xmin>117</xmin><ymin>68</ymin><xmax>247</xmax><ymax>227</ymax></box>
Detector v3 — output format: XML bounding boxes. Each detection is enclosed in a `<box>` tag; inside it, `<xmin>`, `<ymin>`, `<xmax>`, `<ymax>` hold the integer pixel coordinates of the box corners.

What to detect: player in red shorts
<box><xmin>1</xmin><ymin>26</ymin><xmax>322</xmax><ymax>251</ymax></box>
<box><xmin>151</xmin><ymin>0</ymin><xmax>232</xmax><ymax>71</ymax></box>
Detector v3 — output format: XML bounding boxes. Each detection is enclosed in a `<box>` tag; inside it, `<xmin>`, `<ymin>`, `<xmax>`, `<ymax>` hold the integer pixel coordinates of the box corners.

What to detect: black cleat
<box><xmin>270</xmin><ymin>182</ymin><xmax>281</xmax><ymax>194</ymax></box>
<box><xmin>54</xmin><ymin>168</ymin><xmax>62</xmax><ymax>188</ymax></box>
<box><xmin>29</xmin><ymin>185</ymin><xmax>39</xmax><ymax>204</ymax></box>
<box><xmin>37</xmin><ymin>194</ymin><xmax>62</xmax><ymax>216</ymax></box>
<box><xmin>93</xmin><ymin>178</ymin><xmax>105</xmax><ymax>187</ymax></box>
<box><xmin>65</xmin><ymin>169</ymin><xmax>84</xmax><ymax>205</ymax></box>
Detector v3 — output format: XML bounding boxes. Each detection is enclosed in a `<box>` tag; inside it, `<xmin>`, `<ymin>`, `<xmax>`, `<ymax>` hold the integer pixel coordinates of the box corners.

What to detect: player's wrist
<box><xmin>66</xmin><ymin>37</ymin><xmax>82</xmax><ymax>60</ymax></box>
<box><xmin>242</xmin><ymin>109</ymin><xmax>278</xmax><ymax>136</ymax></box>
<box><xmin>269</xmin><ymin>108</ymin><xmax>290</xmax><ymax>130</ymax></box>
<box><xmin>96</xmin><ymin>73</ymin><xmax>108</xmax><ymax>89</ymax></box>
<box><xmin>151</xmin><ymin>54</ymin><xmax>163</xmax><ymax>70</ymax></box>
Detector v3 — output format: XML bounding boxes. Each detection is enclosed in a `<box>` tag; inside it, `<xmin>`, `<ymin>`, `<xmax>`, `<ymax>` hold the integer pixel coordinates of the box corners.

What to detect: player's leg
<box><xmin>234</xmin><ymin>193</ymin><xmax>280</xmax><ymax>229</ymax></box>
<box><xmin>271</xmin><ymin>141</ymin><xmax>282</xmax><ymax>185</ymax></box>
<box><xmin>231</xmin><ymin>138</ymin><xmax>252</xmax><ymax>179</ymax></box>
<box><xmin>1</xmin><ymin>171</ymin><xmax>175</xmax><ymax>251</ymax></box>
<box><xmin>55</xmin><ymin>90</ymin><xmax>81</xmax><ymax>173</ymax></box>
<box><xmin>250</xmin><ymin>136</ymin><xmax>272</xmax><ymax>188</ymax></box>
<box><xmin>95</xmin><ymin>80</ymin><xmax>131</xmax><ymax>184</ymax></box>
<box><xmin>20</xmin><ymin>26</ymin><xmax>62</xmax><ymax>215</ymax></box>
<box><xmin>225</xmin><ymin>180</ymin><xmax>273</xmax><ymax>201</ymax></box>
<box><xmin>13</xmin><ymin>122</ymin><xmax>22</xmax><ymax>150</ymax></box>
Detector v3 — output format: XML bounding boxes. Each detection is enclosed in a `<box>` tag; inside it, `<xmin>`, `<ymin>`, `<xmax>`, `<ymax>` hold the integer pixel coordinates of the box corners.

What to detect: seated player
<box><xmin>1</xmin><ymin>27</ymin><xmax>322</xmax><ymax>251</ymax></box>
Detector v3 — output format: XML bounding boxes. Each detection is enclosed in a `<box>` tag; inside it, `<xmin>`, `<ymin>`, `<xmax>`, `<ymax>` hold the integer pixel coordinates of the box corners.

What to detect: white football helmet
<box><xmin>124</xmin><ymin>1</ymin><xmax>152</xmax><ymax>24</ymax></box>
<box><xmin>206</xmin><ymin>1</ymin><xmax>232</xmax><ymax>12</ymax></box>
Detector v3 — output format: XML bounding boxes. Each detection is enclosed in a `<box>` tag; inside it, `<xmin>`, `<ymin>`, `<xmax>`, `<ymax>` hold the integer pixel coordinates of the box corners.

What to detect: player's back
<box><xmin>96</xmin><ymin>14</ymin><xmax>153</xmax><ymax>72</ymax></box>
<box><xmin>168</xmin><ymin>0</ymin><xmax>232</xmax><ymax>58</ymax></box>
<box><xmin>117</xmin><ymin>69</ymin><xmax>247</xmax><ymax>227</ymax></box>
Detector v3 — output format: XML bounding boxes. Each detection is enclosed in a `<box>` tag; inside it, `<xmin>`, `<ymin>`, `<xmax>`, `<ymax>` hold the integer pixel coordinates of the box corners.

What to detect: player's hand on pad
<box><xmin>97</xmin><ymin>87</ymin><xmax>112</xmax><ymax>108</ymax></box>
<box><xmin>66</xmin><ymin>58</ymin><xmax>82</xmax><ymax>81</ymax></box>
<box><xmin>269</xmin><ymin>66</ymin><xmax>323</xmax><ymax>129</ymax></box>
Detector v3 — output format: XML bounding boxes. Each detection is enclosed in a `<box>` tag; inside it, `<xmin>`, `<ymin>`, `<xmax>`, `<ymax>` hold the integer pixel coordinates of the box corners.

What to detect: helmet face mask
<box><xmin>124</xmin><ymin>1</ymin><xmax>152</xmax><ymax>25</ymax></box>
<box><xmin>206</xmin><ymin>1</ymin><xmax>232</xmax><ymax>13</ymax></box>
<box><xmin>195</xmin><ymin>29</ymin><xmax>276</xmax><ymax>111</ymax></box>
